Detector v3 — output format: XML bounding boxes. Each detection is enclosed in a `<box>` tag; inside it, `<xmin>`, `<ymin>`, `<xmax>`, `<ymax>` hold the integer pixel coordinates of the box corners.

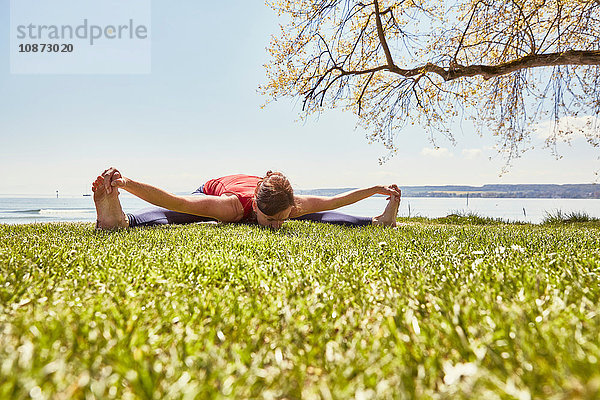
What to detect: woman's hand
<box><xmin>374</xmin><ymin>184</ymin><xmax>401</xmax><ymax>198</ymax></box>
<box><xmin>101</xmin><ymin>167</ymin><xmax>128</xmax><ymax>194</ymax></box>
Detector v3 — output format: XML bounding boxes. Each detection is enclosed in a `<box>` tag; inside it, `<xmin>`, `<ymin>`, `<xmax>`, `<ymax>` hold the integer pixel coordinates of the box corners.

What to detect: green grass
<box><xmin>1</xmin><ymin>221</ymin><xmax>600</xmax><ymax>399</ymax></box>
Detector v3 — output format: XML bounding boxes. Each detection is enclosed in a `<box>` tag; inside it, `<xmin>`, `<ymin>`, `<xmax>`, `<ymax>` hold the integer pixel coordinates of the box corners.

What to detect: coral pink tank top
<box><xmin>202</xmin><ymin>174</ymin><xmax>261</xmax><ymax>221</ymax></box>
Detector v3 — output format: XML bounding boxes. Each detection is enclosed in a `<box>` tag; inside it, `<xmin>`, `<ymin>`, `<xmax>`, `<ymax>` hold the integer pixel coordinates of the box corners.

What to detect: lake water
<box><xmin>2</xmin><ymin>195</ymin><xmax>600</xmax><ymax>225</ymax></box>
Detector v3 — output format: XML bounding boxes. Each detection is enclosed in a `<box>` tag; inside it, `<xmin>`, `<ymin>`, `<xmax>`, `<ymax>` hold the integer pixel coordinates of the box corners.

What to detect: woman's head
<box><xmin>253</xmin><ymin>171</ymin><xmax>294</xmax><ymax>228</ymax></box>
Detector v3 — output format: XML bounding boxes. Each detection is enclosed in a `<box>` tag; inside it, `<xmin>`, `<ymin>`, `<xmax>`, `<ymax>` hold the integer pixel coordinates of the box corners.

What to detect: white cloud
<box><xmin>534</xmin><ymin>115</ymin><xmax>599</xmax><ymax>141</ymax></box>
<box><xmin>421</xmin><ymin>147</ymin><xmax>453</xmax><ymax>158</ymax></box>
<box><xmin>462</xmin><ymin>148</ymin><xmax>483</xmax><ymax>159</ymax></box>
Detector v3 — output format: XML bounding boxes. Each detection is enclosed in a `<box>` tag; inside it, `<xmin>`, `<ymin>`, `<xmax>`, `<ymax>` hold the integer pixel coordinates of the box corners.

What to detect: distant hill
<box><xmin>297</xmin><ymin>184</ymin><xmax>600</xmax><ymax>199</ymax></box>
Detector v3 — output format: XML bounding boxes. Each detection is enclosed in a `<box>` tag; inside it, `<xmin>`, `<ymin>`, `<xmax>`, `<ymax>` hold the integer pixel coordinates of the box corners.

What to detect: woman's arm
<box><xmin>101</xmin><ymin>167</ymin><xmax>243</xmax><ymax>222</ymax></box>
<box><xmin>291</xmin><ymin>184</ymin><xmax>401</xmax><ymax>217</ymax></box>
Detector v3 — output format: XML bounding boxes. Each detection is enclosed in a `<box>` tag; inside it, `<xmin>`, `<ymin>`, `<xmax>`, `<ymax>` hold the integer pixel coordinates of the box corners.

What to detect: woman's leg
<box><xmin>291</xmin><ymin>211</ymin><xmax>372</xmax><ymax>227</ymax></box>
<box><xmin>127</xmin><ymin>207</ymin><xmax>216</xmax><ymax>227</ymax></box>
<box><xmin>291</xmin><ymin>195</ymin><xmax>400</xmax><ymax>227</ymax></box>
<box><xmin>94</xmin><ymin>174</ymin><xmax>215</xmax><ymax>229</ymax></box>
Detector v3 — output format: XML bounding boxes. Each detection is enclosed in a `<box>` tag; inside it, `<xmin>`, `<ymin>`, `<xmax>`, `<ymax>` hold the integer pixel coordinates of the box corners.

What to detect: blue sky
<box><xmin>1</xmin><ymin>0</ymin><xmax>599</xmax><ymax>196</ymax></box>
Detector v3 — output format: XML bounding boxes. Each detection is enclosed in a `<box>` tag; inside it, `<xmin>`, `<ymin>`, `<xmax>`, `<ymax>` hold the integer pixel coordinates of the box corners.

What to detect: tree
<box><xmin>261</xmin><ymin>0</ymin><xmax>600</xmax><ymax>163</ymax></box>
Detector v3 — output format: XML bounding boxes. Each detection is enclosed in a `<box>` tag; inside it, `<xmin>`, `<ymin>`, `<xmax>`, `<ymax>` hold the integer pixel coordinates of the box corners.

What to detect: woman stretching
<box><xmin>93</xmin><ymin>167</ymin><xmax>401</xmax><ymax>230</ymax></box>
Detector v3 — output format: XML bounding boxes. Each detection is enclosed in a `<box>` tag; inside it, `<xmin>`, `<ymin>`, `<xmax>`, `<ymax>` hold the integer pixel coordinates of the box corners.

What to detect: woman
<box><xmin>93</xmin><ymin>167</ymin><xmax>401</xmax><ymax>230</ymax></box>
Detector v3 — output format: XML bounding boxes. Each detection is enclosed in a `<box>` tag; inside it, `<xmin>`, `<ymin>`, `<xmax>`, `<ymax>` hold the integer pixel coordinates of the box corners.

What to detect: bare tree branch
<box><xmin>373</xmin><ymin>0</ymin><xmax>396</xmax><ymax>68</ymax></box>
<box><xmin>329</xmin><ymin>50</ymin><xmax>600</xmax><ymax>81</ymax></box>
<box><xmin>395</xmin><ymin>50</ymin><xmax>600</xmax><ymax>81</ymax></box>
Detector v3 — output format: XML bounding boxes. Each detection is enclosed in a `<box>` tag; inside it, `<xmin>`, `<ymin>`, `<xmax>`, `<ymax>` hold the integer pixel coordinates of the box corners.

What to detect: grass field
<box><xmin>1</xmin><ymin>220</ymin><xmax>600</xmax><ymax>399</ymax></box>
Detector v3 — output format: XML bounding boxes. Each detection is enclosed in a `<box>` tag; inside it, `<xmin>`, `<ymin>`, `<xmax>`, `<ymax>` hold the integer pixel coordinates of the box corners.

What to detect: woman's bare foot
<box><xmin>372</xmin><ymin>195</ymin><xmax>400</xmax><ymax>227</ymax></box>
<box><xmin>92</xmin><ymin>176</ymin><xmax>129</xmax><ymax>230</ymax></box>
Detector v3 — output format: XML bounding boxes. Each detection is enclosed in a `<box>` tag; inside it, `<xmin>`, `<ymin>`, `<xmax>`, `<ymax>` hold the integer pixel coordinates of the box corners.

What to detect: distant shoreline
<box><xmin>2</xmin><ymin>183</ymin><xmax>599</xmax><ymax>199</ymax></box>
<box><xmin>298</xmin><ymin>183</ymin><xmax>600</xmax><ymax>199</ymax></box>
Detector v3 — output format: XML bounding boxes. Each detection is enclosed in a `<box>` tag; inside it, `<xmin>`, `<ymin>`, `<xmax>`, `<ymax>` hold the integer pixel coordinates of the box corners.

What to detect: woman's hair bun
<box><xmin>255</xmin><ymin>171</ymin><xmax>295</xmax><ymax>216</ymax></box>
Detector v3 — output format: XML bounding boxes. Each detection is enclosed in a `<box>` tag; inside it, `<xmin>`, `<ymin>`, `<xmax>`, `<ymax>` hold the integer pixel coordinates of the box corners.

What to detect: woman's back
<box><xmin>202</xmin><ymin>174</ymin><xmax>261</xmax><ymax>220</ymax></box>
